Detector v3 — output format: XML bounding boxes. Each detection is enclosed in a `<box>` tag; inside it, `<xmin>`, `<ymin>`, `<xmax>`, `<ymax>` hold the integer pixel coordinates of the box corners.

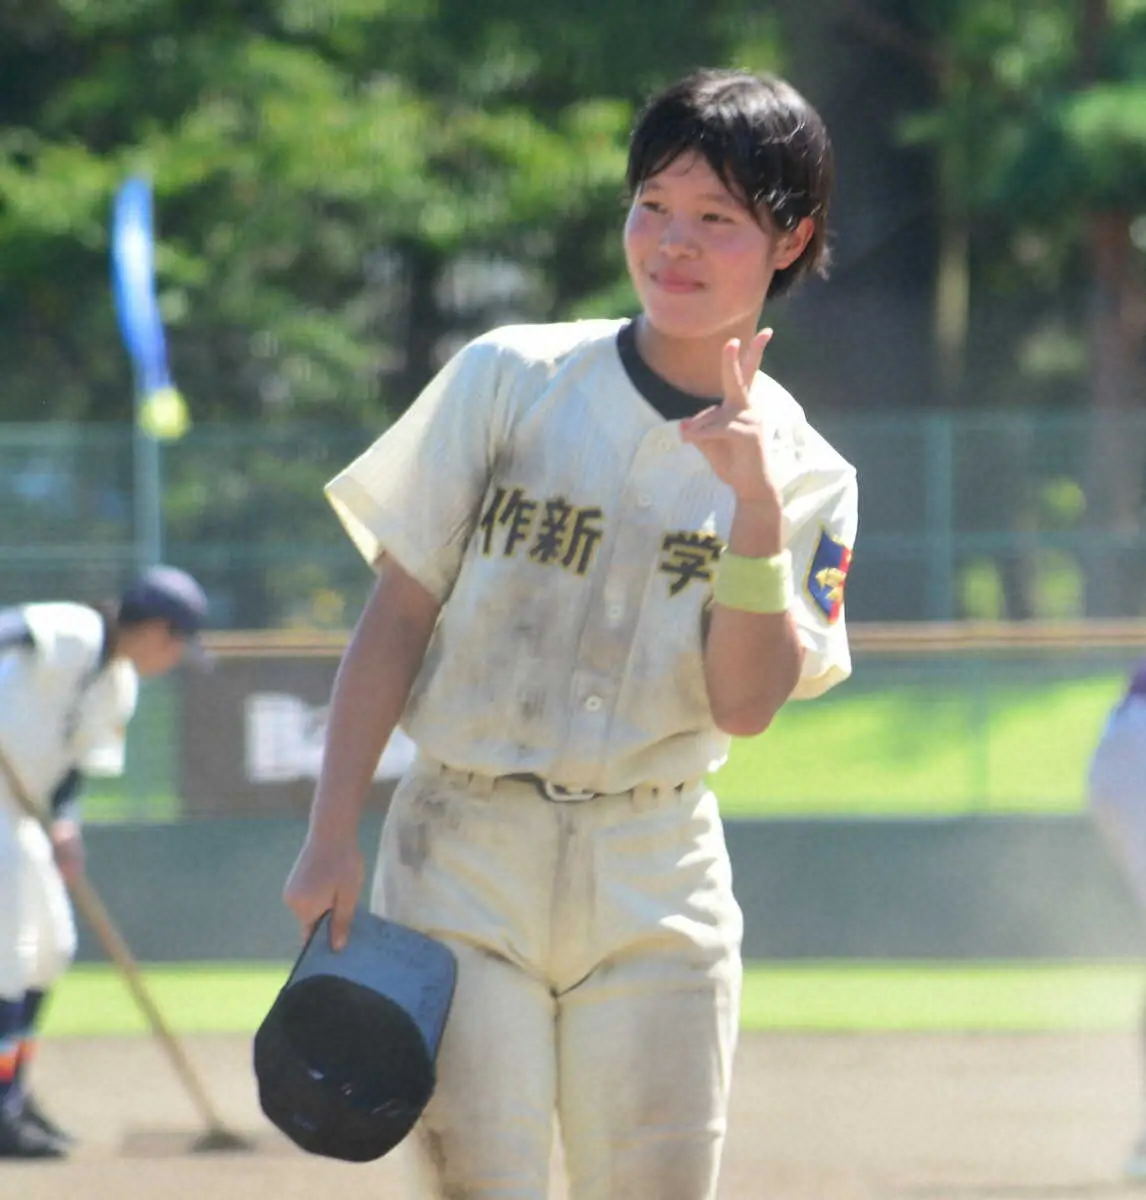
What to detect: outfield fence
<box><xmin>86</xmin><ymin>621</ymin><xmax>1146</xmax><ymax>824</ymax></box>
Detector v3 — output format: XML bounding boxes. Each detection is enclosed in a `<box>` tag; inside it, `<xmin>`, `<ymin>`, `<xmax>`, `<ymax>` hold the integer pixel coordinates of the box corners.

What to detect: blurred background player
<box><xmin>1086</xmin><ymin>658</ymin><xmax>1146</xmax><ymax>1180</ymax></box>
<box><xmin>0</xmin><ymin>564</ymin><xmax>208</xmax><ymax>1158</ymax></box>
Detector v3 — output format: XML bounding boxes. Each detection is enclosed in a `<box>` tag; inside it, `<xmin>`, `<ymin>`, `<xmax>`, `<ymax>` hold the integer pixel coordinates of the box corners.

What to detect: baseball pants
<box><xmin>0</xmin><ymin>804</ymin><xmax>76</xmax><ymax>999</ymax></box>
<box><xmin>372</xmin><ymin>757</ymin><xmax>744</xmax><ymax>1200</ymax></box>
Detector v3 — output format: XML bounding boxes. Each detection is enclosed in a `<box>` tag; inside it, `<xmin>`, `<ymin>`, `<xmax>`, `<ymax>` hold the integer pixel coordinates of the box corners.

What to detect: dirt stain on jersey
<box><xmin>396</xmin><ymin>816</ymin><xmax>430</xmax><ymax>873</ymax></box>
<box><xmin>396</xmin><ymin>791</ymin><xmax>455</xmax><ymax>874</ymax></box>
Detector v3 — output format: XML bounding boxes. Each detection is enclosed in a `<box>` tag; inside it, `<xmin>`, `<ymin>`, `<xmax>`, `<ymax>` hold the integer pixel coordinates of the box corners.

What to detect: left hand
<box><xmin>679</xmin><ymin>330</ymin><xmax>782</xmax><ymax>512</ymax></box>
<box><xmin>50</xmin><ymin>819</ymin><xmax>85</xmax><ymax>885</ymax></box>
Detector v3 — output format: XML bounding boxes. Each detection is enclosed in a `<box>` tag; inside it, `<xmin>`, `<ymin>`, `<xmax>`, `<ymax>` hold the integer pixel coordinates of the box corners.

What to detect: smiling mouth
<box><xmin>651</xmin><ymin>273</ymin><xmax>704</xmax><ymax>294</ymax></box>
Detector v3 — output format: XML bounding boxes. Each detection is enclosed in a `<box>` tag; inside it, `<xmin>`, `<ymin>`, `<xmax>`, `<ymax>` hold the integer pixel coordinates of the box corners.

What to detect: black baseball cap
<box><xmin>118</xmin><ymin>565</ymin><xmax>209</xmax><ymax>638</ymax></box>
<box><xmin>253</xmin><ymin>908</ymin><xmax>457</xmax><ymax>1163</ymax></box>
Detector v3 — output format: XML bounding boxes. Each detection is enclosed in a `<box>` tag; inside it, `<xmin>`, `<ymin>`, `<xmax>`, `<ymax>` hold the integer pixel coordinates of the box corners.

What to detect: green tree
<box><xmin>0</xmin><ymin>0</ymin><xmax>789</xmax><ymax>624</ymax></box>
<box><xmin>842</xmin><ymin>0</ymin><xmax>1146</xmax><ymax>616</ymax></box>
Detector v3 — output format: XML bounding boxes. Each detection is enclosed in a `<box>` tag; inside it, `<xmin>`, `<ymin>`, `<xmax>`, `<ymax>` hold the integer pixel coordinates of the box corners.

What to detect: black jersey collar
<box><xmin>616</xmin><ymin>320</ymin><xmax>720</xmax><ymax>422</ymax></box>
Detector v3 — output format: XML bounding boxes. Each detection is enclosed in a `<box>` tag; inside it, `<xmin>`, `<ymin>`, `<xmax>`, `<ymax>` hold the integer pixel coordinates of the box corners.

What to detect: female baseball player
<box><xmin>1088</xmin><ymin>660</ymin><xmax>1146</xmax><ymax>1180</ymax></box>
<box><xmin>285</xmin><ymin>68</ymin><xmax>857</xmax><ymax>1198</ymax></box>
<box><xmin>0</xmin><ymin>565</ymin><xmax>207</xmax><ymax>1158</ymax></box>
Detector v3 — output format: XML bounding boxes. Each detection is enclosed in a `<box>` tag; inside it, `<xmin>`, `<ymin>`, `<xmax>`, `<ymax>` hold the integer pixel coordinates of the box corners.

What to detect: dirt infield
<box><xmin>7</xmin><ymin>1030</ymin><xmax>1146</xmax><ymax>1199</ymax></box>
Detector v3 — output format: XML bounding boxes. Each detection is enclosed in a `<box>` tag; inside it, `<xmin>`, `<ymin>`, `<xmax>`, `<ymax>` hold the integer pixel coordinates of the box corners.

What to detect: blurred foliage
<box><xmin>884</xmin><ymin>0</ymin><xmax>1146</xmax><ymax>392</ymax></box>
<box><xmin>4</xmin><ymin>2</ymin><xmax>1146</xmax><ymax>623</ymax></box>
<box><xmin>0</xmin><ymin>0</ymin><xmax>788</xmax><ymax>625</ymax></box>
<box><xmin>4</xmin><ymin>2</ymin><xmax>1146</xmax><ymax>425</ymax></box>
<box><xmin>0</xmin><ymin>0</ymin><xmax>782</xmax><ymax>430</ymax></box>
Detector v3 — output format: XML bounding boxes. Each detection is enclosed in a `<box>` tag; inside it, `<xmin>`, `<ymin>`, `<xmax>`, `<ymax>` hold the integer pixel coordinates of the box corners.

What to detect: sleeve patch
<box><xmin>805</xmin><ymin>530</ymin><xmax>853</xmax><ymax>624</ymax></box>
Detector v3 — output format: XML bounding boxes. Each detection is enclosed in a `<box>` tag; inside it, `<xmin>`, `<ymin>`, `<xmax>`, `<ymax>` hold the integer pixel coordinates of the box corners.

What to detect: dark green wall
<box><xmin>75</xmin><ymin>816</ymin><xmax>1146</xmax><ymax>965</ymax></box>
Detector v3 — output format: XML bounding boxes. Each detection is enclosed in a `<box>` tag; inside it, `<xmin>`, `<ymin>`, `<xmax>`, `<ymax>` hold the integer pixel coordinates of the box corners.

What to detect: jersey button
<box><xmin>607</xmin><ymin>603</ymin><xmax>623</xmax><ymax>622</ymax></box>
<box><xmin>637</xmin><ymin>492</ymin><xmax>652</xmax><ymax>508</ymax></box>
<box><xmin>584</xmin><ymin>695</ymin><xmax>603</xmax><ymax>712</ymax></box>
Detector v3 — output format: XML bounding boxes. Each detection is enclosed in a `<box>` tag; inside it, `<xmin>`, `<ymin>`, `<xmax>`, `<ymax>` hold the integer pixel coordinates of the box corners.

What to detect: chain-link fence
<box><xmin>821</xmin><ymin>410</ymin><xmax>1146</xmax><ymax>623</ymax></box>
<box><xmin>3</xmin><ymin>411</ymin><xmax>1144</xmax><ymax>627</ymax></box>
<box><xmin>0</xmin><ymin>423</ymin><xmax>371</xmax><ymax>628</ymax></box>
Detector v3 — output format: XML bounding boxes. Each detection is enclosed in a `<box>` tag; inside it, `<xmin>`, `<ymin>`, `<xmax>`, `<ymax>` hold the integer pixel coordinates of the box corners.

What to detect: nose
<box><xmin>659</xmin><ymin>216</ymin><xmax>698</xmax><ymax>258</ymax></box>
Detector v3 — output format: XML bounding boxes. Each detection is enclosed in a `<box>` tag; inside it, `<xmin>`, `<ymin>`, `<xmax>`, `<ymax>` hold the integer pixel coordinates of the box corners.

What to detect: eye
<box><xmin>640</xmin><ymin>199</ymin><xmax>666</xmax><ymax>215</ymax></box>
<box><xmin>702</xmin><ymin>211</ymin><xmax>735</xmax><ymax>224</ymax></box>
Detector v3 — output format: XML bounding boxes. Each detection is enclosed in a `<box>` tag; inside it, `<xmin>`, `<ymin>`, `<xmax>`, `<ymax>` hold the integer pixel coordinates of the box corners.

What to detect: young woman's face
<box><xmin>624</xmin><ymin>152</ymin><xmax>806</xmax><ymax>343</ymax></box>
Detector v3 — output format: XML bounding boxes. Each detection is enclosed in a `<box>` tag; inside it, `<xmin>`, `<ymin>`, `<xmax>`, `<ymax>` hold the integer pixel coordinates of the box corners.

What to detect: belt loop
<box><xmin>542</xmin><ymin>780</ymin><xmax>598</xmax><ymax>803</ymax></box>
<box><xmin>469</xmin><ymin>772</ymin><xmax>496</xmax><ymax>798</ymax></box>
<box><xmin>436</xmin><ymin>761</ymin><xmax>496</xmax><ymax>799</ymax></box>
<box><xmin>630</xmin><ymin>783</ymin><xmax>659</xmax><ymax>811</ymax></box>
<box><xmin>630</xmin><ymin>781</ymin><xmax>692</xmax><ymax>811</ymax></box>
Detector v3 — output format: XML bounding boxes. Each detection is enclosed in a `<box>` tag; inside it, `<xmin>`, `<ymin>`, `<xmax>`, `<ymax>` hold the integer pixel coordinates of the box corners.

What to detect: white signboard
<box><xmin>244</xmin><ymin>692</ymin><xmax>417</xmax><ymax>784</ymax></box>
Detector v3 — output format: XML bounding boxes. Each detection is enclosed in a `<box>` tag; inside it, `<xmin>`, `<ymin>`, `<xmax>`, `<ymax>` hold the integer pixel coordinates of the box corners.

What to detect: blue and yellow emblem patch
<box><xmin>806</xmin><ymin>530</ymin><xmax>852</xmax><ymax>624</ymax></box>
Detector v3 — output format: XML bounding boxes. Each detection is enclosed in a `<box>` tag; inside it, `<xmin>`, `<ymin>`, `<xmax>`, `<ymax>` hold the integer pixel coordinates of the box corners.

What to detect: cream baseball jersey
<box><xmin>0</xmin><ymin>603</ymin><xmax>138</xmax><ymax>813</ymax></box>
<box><xmin>327</xmin><ymin>319</ymin><xmax>857</xmax><ymax>794</ymax></box>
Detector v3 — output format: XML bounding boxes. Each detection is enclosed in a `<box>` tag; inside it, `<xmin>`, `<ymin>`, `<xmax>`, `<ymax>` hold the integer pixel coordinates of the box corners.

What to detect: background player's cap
<box><xmin>253</xmin><ymin>908</ymin><xmax>457</xmax><ymax>1163</ymax></box>
<box><xmin>118</xmin><ymin>564</ymin><xmax>209</xmax><ymax>646</ymax></box>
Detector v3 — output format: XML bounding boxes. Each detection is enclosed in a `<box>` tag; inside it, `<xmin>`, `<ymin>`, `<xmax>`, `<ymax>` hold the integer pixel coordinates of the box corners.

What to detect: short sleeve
<box><xmin>79</xmin><ymin>729</ymin><xmax>127</xmax><ymax>777</ymax></box>
<box><xmin>783</xmin><ymin>437</ymin><xmax>859</xmax><ymax>701</ymax></box>
<box><xmin>325</xmin><ymin>337</ymin><xmax>511</xmax><ymax>602</ymax></box>
<box><xmin>75</xmin><ymin>663</ymin><xmax>138</xmax><ymax>777</ymax></box>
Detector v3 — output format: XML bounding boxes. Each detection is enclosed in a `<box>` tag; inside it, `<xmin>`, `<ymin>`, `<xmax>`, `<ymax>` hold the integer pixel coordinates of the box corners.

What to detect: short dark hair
<box><xmin>627</xmin><ymin>69</ymin><xmax>834</xmax><ymax>298</ymax></box>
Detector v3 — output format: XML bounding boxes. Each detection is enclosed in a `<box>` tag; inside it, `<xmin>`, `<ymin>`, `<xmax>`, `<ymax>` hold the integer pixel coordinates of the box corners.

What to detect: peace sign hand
<box><xmin>679</xmin><ymin>329</ymin><xmax>782</xmax><ymax>512</ymax></box>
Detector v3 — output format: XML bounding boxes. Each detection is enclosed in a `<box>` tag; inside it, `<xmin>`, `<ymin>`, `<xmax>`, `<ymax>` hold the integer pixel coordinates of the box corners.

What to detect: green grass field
<box><xmin>713</xmin><ymin>669</ymin><xmax>1126</xmax><ymax>817</ymax></box>
<box><xmin>43</xmin><ymin>961</ymin><xmax>1146</xmax><ymax>1037</ymax></box>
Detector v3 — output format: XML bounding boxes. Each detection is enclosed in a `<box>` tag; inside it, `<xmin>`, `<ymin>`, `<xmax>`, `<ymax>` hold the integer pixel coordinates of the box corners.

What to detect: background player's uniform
<box><xmin>0</xmin><ymin>604</ymin><xmax>137</xmax><ymax>1067</ymax></box>
<box><xmin>1087</xmin><ymin>662</ymin><xmax>1146</xmax><ymax>1179</ymax></box>
<box><xmin>326</xmin><ymin>319</ymin><xmax>858</xmax><ymax>1199</ymax></box>
<box><xmin>1089</xmin><ymin>663</ymin><xmax>1146</xmax><ymax>907</ymax></box>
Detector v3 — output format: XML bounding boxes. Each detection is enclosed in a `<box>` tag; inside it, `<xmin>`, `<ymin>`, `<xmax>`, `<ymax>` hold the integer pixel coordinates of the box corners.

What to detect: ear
<box><xmin>774</xmin><ymin>216</ymin><xmax>816</xmax><ymax>270</ymax></box>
